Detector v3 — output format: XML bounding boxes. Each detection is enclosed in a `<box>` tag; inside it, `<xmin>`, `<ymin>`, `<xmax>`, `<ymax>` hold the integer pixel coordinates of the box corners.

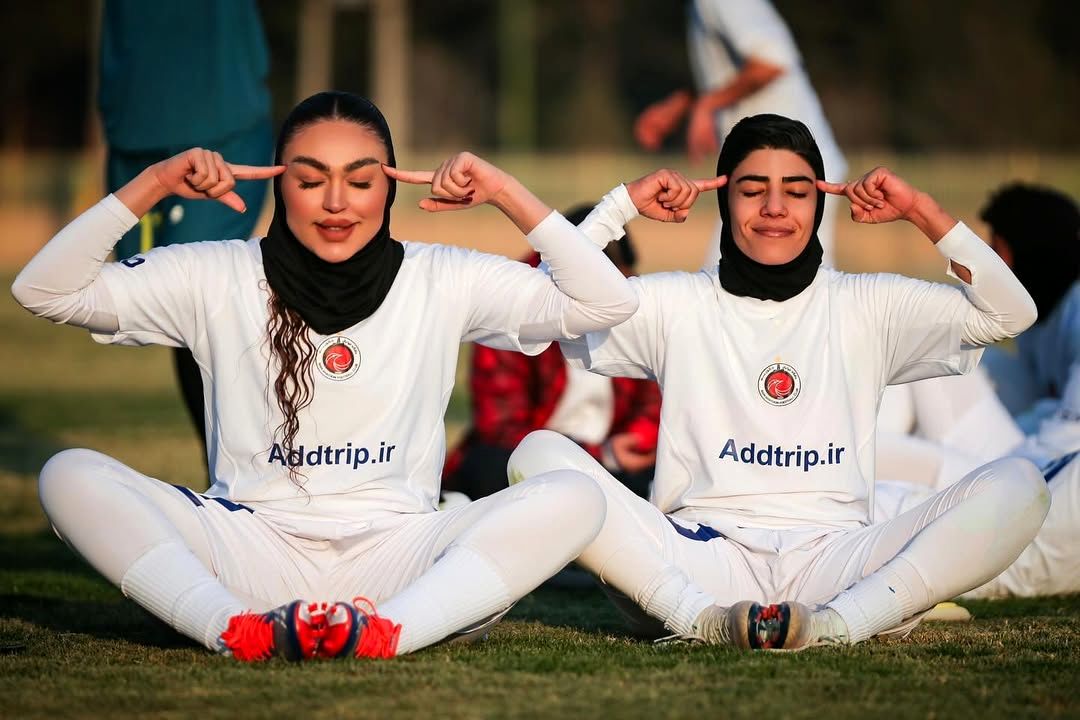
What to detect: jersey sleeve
<box><xmin>458</xmin><ymin>211</ymin><xmax>639</xmax><ymax>353</ymax></box>
<box><xmin>867</xmin><ymin>224</ymin><xmax>1036</xmax><ymax>385</ymax></box>
<box><xmin>576</xmin><ymin>184</ymin><xmax>639</xmax><ymax>250</ymax></box>
<box><xmin>698</xmin><ymin>0</ymin><xmax>802</xmax><ymax>70</ymax></box>
<box><xmin>92</xmin><ymin>240</ymin><xmax>221</xmax><ymax>348</ymax></box>
<box><xmin>559</xmin><ymin>273</ymin><xmax>674</xmax><ymax>381</ymax></box>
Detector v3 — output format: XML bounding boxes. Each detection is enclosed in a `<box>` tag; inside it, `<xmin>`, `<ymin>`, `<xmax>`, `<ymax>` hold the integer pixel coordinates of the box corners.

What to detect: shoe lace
<box><xmin>220</xmin><ymin>612</ymin><xmax>274</xmax><ymax>662</ymax></box>
<box><xmin>351</xmin><ymin>596</ymin><xmax>401</xmax><ymax>659</ymax></box>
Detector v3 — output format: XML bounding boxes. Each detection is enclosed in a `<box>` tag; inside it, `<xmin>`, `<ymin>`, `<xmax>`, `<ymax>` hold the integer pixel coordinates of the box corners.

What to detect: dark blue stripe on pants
<box><xmin>172</xmin><ymin>484</ymin><xmax>204</xmax><ymax>507</ymax></box>
<box><xmin>1042</xmin><ymin>451</ymin><xmax>1079</xmax><ymax>483</ymax></box>
<box><xmin>210</xmin><ymin>497</ymin><xmax>254</xmax><ymax>513</ymax></box>
<box><xmin>667</xmin><ymin>517</ymin><xmax>724</xmax><ymax>542</ymax></box>
<box><xmin>171</xmin><ymin>485</ymin><xmax>252</xmax><ymax>513</ymax></box>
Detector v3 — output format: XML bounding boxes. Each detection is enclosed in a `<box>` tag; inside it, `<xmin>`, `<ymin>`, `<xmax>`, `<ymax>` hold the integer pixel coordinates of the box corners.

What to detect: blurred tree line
<box><xmin>2</xmin><ymin>0</ymin><xmax>1076</xmax><ymax>152</ymax></box>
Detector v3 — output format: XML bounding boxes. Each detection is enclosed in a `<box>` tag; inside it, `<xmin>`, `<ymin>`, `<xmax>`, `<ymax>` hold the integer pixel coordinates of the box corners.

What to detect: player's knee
<box><xmin>38</xmin><ymin>448</ymin><xmax>110</xmax><ymax>519</ymax></box>
<box><xmin>508</xmin><ymin>430</ymin><xmax>592</xmax><ymax>482</ymax></box>
<box><xmin>988</xmin><ymin>456</ymin><xmax>1051</xmax><ymax>529</ymax></box>
<box><xmin>531</xmin><ymin>470</ymin><xmax>607</xmax><ymax>545</ymax></box>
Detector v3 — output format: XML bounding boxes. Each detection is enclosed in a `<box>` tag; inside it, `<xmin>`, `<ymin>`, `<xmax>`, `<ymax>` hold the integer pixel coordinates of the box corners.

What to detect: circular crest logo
<box><xmin>316</xmin><ymin>336</ymin><xmax>360</xmax><ymax>381</ymax></box>
<box><xmin>758</xmin><ymin>362</ymin><xmax>800</xmax><ymax>406</ymax></box>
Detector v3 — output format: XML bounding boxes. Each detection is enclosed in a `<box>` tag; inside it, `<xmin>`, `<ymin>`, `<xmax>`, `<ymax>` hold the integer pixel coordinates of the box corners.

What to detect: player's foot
<box><xmin>694</xmin><ymin>600</ymin><xmax>822</xmax><ymax>650</ymax></box>
<box><xmin>220</xmin><ymin>599</ymin><xmax>400</xmax><ymax>661</ymax></box>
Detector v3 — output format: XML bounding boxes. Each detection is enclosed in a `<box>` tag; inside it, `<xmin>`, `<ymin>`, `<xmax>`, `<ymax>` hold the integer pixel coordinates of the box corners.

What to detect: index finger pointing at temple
<box><xmin>693</xmin><ymin>175</ymin><xmax>728</xmax><ymax>192</ymax></box>
<box><xmin>382</xmin><ymin>166</ymin><xmax>435</xmax><ymax>185</ymax></box>
<box><xmin>227</xmin><ymin>164</ymin><xmax>287</xmax><ymax>180</ymax></box>
<box><xmin>816</xmin><ymin>179</ymin><xmax>848</xmax><ymax>195</ymax></box>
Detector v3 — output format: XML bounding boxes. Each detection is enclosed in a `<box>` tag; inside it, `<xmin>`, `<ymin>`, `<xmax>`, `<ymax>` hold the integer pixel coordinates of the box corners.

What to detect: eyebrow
<box><xmin>735</xmin><ymin>174</ymin><xmax>814</xmax><ymax>184</ymax></box>
<box><xmin>289</xmin><ymin>156</ymin><xmax>381</xmax><ymax>173</ymax></box>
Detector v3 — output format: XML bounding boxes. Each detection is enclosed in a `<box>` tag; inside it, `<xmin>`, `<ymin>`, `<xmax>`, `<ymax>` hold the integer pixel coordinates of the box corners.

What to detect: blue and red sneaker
<box><xmin>220</xmin><ymin>598</ymin><xmax>401</xmax><ymax>662</ymax></box>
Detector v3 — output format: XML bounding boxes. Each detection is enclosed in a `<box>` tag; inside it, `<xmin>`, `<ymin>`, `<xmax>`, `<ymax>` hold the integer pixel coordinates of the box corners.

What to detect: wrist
<box><xmin>904</xmin><ymin>191</ymin><xmax>954</xmax><ymax>243</ymax></box>
<box><xmin>114</xmin><ymin>166</ymin><xmax>171</xmax><ymax>218</ymax></box>
<box><xmin>668</xmin><ymin>89</ymin><xmax>693</xmax><ymax>111</ymax></box>
<box><xmin>487</xmin><ymin>175</ymin><xmax>521</xmax><ymax>215</ymax></box>
<box><xmin>600</xmin><ymin>439</ymin><xmax>622</xmax><ymax>473</ymax></box>
<box><xmin>695</xmin><ymin>91</ymin><xmax>728</xmax><ymax>114</ymax></box>
<box><xmin>490</xmin><ymin>176</ymin><xmax>551</xmax><ymax>235</ymax></box>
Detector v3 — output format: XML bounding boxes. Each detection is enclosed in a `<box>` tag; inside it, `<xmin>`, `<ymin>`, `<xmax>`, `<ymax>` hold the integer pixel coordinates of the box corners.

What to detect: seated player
<box><xmin>12</xmin><ymin>91</ymin><xmax>671</xmax><ymax>662</ymax></box>
<box><xmin>444</xmin><ymin>208</ymin><xmax>661</xmax><ymax>501</ymax></box>
<box><xmin>509</xmin><ymin>114</ymin><xmax>1047</xmax><ymax>650</ymax></box>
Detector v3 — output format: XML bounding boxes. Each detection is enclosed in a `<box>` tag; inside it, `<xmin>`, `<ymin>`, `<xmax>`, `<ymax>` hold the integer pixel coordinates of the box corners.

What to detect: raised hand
<box><xmin>609</xmin><ymin>432</ymin><xmax>657</xmax><ymax>474</ymax></box>
<box><xmin>151</xmin><ymin>148</ymin><xmax>285</xmax><ymax>213</ymax></box>
<box><xmin>817</xmin><ymin>167</ymin><xmax>920</xmax><ymax>225</ymax></box>
<box><xmin>383</xmin><ymin>152</ymin><xmax>511</xmax><ymax>213</ymax></box>
<box><xmin>384</xmin><ymin>152</ymin><xmax>551</xmax><ymax>234</ymax></box>
<box><xmin>626</xmin><ymin>169</ymin><xmax>727</xmax><ymax>223</ymax></box>
<box><xmin>634</xmin><ymin>91</ymin><xmax>692</xmax><ymax>152</ymax></box>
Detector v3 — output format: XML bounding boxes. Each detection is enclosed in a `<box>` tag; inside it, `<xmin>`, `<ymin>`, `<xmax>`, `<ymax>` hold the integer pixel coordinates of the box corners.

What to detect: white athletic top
<box><xmin>12</xmin><ymin>195</ymin><xmax>637</xmax><ymax>538</ymax></box>
<box><xmin>570</xmin><ymin>187</ymin><xmax>1035</xmax><ymax>543</ymax></box>
<box><xmin>686</xmin><ymin>0</ymin><xmax>847</xmax><ymax>181</ymax></box>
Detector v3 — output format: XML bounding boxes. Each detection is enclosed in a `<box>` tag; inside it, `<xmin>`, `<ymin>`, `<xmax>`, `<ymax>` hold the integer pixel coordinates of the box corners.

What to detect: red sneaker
<box><xmin>347</xmin><ymin>597</ymin><xmax>401</xmax><ymax>659</ymax></box>
<box><xmin>220</xmin><ymin>598</ymin><xmax>401</xmax><ymax>661</ymax></box>
<box><xmin>220</xmin><ymin>600</ymin><xmax>345</xmax><ymax>661</ymax></box>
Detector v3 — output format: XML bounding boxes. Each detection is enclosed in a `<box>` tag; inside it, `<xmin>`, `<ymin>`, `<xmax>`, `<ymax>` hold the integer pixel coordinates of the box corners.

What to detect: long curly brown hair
<box><xmin>266</xmin><ymin>290</ymin><xmax>317</xmax><ymax>485</ymax></box>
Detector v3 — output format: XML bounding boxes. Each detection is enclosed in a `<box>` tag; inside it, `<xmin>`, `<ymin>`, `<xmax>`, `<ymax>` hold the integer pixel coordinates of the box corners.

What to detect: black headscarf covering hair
<box><xmin>261</xmin><ymin>91</ymin><xmax>404</xmax><ymax>336</ymax></box>
<box><xmin>715</xmin><ymin>114</ymin><xmax>826</xmax><ymax>301</ymax></box>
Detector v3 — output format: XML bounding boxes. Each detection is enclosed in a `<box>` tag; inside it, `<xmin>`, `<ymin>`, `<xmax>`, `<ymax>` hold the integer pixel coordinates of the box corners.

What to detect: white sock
<box><xmin>637</xmin><ymin>566</ymin><xmax>716</xmax><ymax>637</ymax></box>
<box><xmin>120</xmin><ymin>541</ymin><xmax>246</xmax><ymax>650</ymax></box>
<box><xmin>378</xmin><ymin>544</ymin><xmax>512</xmax><ymax>655</ymax></box>
<box><xmin>826</xmin><ymin>558</ymin><xmax>921</xmax><ymax>643</ymax></box>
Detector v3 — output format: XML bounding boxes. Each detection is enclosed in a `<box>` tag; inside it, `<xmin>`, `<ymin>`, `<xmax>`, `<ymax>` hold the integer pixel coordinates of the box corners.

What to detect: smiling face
<box><xmin>727</xmin><ymin>148</ymin><xmax>818</xmax><ymax>265</ymax></box>
<box><xmin>280</xmin><ymin>119</ymin><xmax>391</xmax><ymax>263</ymax></box>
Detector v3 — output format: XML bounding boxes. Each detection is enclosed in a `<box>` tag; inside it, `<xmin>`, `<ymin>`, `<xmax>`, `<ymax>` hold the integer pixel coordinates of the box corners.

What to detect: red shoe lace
<box><xmin>221</xmin><ymin>612</ymin><xmax>274</xmax><ymax>662</ymax></box>
<box><xmin>352</xmin><ymin>596</ymin><xmax>401</xmax><ymax>659</ymax></box>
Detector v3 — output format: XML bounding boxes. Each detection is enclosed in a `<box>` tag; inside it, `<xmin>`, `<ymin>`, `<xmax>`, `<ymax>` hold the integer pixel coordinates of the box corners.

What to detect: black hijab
<box><xmin>715</xmin><ymin>114</ymin><xmax>826</xmax><ymax>302</ymax></box>
<box><xmin>261</xmin><ymin>91</ymin><xmax>404</xmax><ymax>336</ymax></box>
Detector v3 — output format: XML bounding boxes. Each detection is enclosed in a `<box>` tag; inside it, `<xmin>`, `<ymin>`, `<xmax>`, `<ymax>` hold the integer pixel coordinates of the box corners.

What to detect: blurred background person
<box><xmin>875</xmin><ymin>183</ymin><xmax>1080</xmax><ymax>598</ymax></box>
<box><xmin>443</xmin><ymin>205</ymin><xmax>661</xmax><ymax>502</ymax></box>
<box><xmin>633</xmin><ymin>0</ymin><xmax>847</xmax><ymax>267</ymax></box>
<box><xmin>99</xmin><ymin>0</ymin><xmax>274</xmax><ymax>477</ymax></box>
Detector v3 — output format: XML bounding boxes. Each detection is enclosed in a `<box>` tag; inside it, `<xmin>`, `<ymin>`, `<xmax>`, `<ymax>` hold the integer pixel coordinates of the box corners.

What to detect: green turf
<box><xmin>1</xmin><ymin>276</ymin><xmax>1078</xmax><ymax>719</ymax></box>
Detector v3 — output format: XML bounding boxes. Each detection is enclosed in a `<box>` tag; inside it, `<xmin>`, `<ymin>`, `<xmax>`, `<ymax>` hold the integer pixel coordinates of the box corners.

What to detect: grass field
<box><xmin>2</xmin><ymin>167</ymin><xmax>1080</xmax><ymax>720</ymax></box>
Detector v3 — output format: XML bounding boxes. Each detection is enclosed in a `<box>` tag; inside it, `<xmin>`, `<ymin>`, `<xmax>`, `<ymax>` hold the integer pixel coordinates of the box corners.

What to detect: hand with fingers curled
<box><xmin>625</xmin><ymin>168</ymin><xmax>728</xmax><ymax>223</ymax></box>
<box><xmin>382</xmin><ymin>152</ymin><xmax>511</xmax><ymax>213</ymax></box>
<box><xmin>384</xmin><ymin>152</ymin><xmax>553</xmax><ymax>234</ymax></box>
<box><xmin>149</xmin><ymin>147</ymin><xmax>286</xmax><ymax>214</ymax></box>
<box><xmin>816</xmin><ymin>166</ymin><xmax>923</xmax><ymax>226</ymax></box>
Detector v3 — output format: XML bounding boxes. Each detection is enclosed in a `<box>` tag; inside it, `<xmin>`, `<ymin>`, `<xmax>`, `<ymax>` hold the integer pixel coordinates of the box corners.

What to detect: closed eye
<box><xmin>349</xmin><ymin>181</ymin><xmax>372</xmax><ymax>189</ymax></box>
<box><xmin>298</xmin><ymin>180</ymin><xmax>323</xmax><ymax>189</ymax></box>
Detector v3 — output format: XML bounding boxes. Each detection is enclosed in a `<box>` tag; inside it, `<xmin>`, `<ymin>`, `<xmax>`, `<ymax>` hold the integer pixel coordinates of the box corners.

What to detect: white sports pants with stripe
<box><xmin>509</xmin><ymin>430</ymin><xmax>1048</xmax><ymax>642</ymax></box>
<box><xmin>38</xmin><ymin>448</ymin><xmax>605</xmax><ymax>654</ymax></box>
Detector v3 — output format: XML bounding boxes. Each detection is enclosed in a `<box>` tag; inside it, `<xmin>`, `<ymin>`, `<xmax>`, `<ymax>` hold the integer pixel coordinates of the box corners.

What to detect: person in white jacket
<box><xmin>11</xmin><ymin>91</ymin><xmax>688</xmax><ymax>663</ymax></box>
<box><xmin>511</xmin><ymin>113</ymin><xmax>1047</xmax><ymax>650</ymax></box>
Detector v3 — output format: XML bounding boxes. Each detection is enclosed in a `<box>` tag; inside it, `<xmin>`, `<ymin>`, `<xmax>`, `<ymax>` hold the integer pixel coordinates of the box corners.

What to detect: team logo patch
<box><xmin>758</xmin><ymin>362</ymin><xmax>801</xmax><ymax>406</ymax></box>
<box><xmin>316</xmin><ymin>336</ymin><xmax>360</xmax><ymax>381</ymax></box>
